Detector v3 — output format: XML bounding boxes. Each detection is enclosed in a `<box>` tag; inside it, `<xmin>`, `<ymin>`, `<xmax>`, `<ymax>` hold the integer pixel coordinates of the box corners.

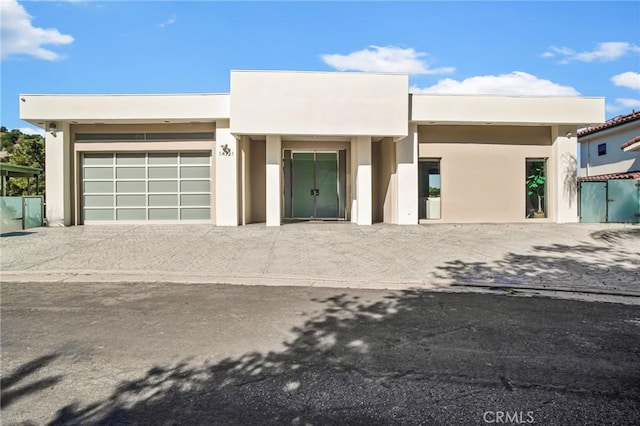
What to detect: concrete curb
<box><xmin>2</xmin><ymin>270</ymin><xmax>639</xmax><ymax>300</ymax></box>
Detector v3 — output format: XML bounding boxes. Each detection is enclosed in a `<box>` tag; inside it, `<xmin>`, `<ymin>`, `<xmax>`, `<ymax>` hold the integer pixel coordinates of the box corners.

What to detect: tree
<box><xmin>1</xmin><ymin>129</ymin><xmax>23</xmax><ymax>155</ymax></box>
<box><xmin>1</xmin><ymin>127</ymin><xmax>45</xmax><ymax>196</ymax></box>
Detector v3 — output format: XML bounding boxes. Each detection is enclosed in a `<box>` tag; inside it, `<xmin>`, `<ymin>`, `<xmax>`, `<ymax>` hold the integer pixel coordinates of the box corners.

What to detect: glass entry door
<box><xmin>285</xmin><ymin>150</ymin><xmax>345</xmax><ymax>219</ymax></box>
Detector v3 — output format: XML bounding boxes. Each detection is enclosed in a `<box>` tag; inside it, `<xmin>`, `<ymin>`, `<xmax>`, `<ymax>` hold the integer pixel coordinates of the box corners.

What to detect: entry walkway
<box><xmin>1</xmin><ymin>223</ymin><xmax>639</xmax><ymax>299</ymax></box>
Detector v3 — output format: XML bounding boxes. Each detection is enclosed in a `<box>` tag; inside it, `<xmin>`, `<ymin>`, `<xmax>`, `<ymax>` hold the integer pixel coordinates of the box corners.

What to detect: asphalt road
<box><xmin>1</xmin><ymin>282</ymin><xmax>639</xmax><ymax>425</ymax></box>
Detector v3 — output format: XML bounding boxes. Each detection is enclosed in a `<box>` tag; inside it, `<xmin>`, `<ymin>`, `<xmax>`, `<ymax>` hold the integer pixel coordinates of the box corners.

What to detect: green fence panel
<box><xmin>608</xmin><ymin>180</ymin><xmax>640</xmax><ymax>223</ymax></box>
<box><xmin>0</xmin><ymin>196</ymin><xmax>24</xmax><ymax>234</ymax></box>
<box><xmin>24</xmin><ymin>196</ymin><xmax>44</xmax><ymax>229</ymax></box>
<box><xmin>580</xmin><ymin>182</ymin><xmax>607</xmax><ymax>223</ymax></box>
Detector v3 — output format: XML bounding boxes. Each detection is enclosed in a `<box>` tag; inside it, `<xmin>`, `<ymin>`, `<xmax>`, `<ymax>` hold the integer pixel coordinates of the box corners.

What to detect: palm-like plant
<box><xmin>526</xmin><ymin>163</ymin><xmax>546</xmax><ymax>214</ymax></box>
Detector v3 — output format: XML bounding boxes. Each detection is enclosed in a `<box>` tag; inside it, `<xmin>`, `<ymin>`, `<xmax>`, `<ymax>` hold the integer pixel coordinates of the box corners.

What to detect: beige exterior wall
<box><xmin>70</xmin><ymin>123</ymin><xmax>217</xmax><ymax>225</ymax></box>
<box><xmin>249</xmin><ymin>140</ymin><xmax>266</xmax><ymax>223</ymax></box>
<box><xmin>372</xmin><ymin>138</ymin><xmax>397</xmax><ymax>223</ymax></box>
<box><xmin>230</xmin><ymin>71</ymin><xmax>408</xmax><ymax>137</ymax></box>
<box><xmin>418</xmin><ymin>125</ymin><xmax>552</xmax><ymax>223</ymax></box>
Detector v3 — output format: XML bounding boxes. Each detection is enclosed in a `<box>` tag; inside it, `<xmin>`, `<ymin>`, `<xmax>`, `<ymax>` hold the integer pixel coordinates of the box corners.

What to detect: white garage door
<box><xmin>82</xmin><ymin>152</ymin><xmax>211</xmax><ymax>223</ymax></box>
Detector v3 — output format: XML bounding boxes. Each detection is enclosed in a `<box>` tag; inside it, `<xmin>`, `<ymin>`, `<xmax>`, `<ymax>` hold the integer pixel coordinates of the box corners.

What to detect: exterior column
<box><xmin>45</xmin><ymin>122</ymin><xmax>71</xmax><ymax>226</ymax></box>
<box><xmin>353</xmin><ymin>136</ymin><xmax>372</xmax><ymax>225</ymax></box>
<box><xmin>215</xmin><ymin>120</ymin><xmax>239</xmax><ymax>226</ymax></box>
<box><xmin>266</xmin><ymin>135</ymin><xmax>282</xmax><ymax>226</ymax></box>
<box><xmin>551</xmin><ymin>125</ymin><xmax>579</xmax><ymax>223</ymax></box>
<box><xmin>396</xmin><ymin>123</ymin><xmax>418</xmax><ymax>224</ymax></box>
<box><xmin>239</xmin><ymin>136</ymin><xmax>252</xmax><ymax>225</ymax></box>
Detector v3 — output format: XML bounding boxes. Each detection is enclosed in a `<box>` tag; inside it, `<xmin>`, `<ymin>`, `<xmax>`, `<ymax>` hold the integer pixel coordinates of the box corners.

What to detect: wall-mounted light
<box><xmin>48</xmin><ymin>122</ymin><xmax>58</xmax><ymax>137</ymax></box>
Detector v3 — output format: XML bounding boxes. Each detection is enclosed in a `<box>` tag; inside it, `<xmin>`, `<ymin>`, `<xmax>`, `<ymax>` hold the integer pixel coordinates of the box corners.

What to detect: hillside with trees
<box><xmin>1</xmin><ymin>126</ymin><xmax>45</xmax><ymax>196</ymax></box>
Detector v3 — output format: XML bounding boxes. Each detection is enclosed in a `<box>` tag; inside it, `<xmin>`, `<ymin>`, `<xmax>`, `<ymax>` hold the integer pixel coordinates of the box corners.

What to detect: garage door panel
<box><xmin>149</xmin><ymin>167</ymin><xmax>178</xmax><ymax>179</ymax></box>
<box><xmin>116</xmin><ymin>167</ymin><xmax>146</xmax><ymax>179</ymax></box>
<box><xmin>83</xmin><ymin>152</ymin><xmax>211</xmax><ymax>223</ymax></box>
<box><xmin>149</xmin><ymin>180</ymin><xmax>178</xmax><ymax>192</ymax></box>
<box><xmin>84</xmin><ymin>154</ymin><xmax>113</xmax><ymax>165</ymax></box>
<box><xmin>181</xmin><ymin>153</ymin><xmax>210</xmax><ymax>164</ymax></box>
<box><xmin>116</xmin><ymin>154</ymin><xmax>145</xmax><ymax>165</ymax></box>
<box><xmin>85</xmin><ymin>168</ymin><xmax>113</xmax><ymax>179</ymax></box>
<box><xmin>116</xmin><ymin>194</ymin><xmax>146</xmax><ymax>207</ymax></box>
<box><xmin>180</xmin><ymin>194</ymin><xmax>209</xmax><ymax>206</ymax></box>
<box><xmin>149</xmin><ymin>153</ymin><xmax>178</xmax><ymax>164</ymax></box>
<box><xmin>181</xmin><ymin>180</ymin><xmax>209</xmax><ymax>192</ymax></box>
<box><xmin>181</xmin><ymin>166</ymin><xmax>209</xmax><ymax>179</ymax></box>
<box><xmin>116</xmin><ymin>181</ymin><xmax>146</xmax><ymax>193</ymax></box>
<box><xmin>84</xmin><ymin>181</ymin><xmax>113</xmax><ymax>193</ymax></box>
<box><xmin>85</xmin><ymin>209</ymin><xmax>114</xmax><ymax>221</ymax></box>
<box><xmin>116</xmin><ymin>209</ymin><xmax>146</xmax><ymax>220</ymax></box>
<box><xmin>181</xmin><ymin>208</ymin><xmax>210</xmax><ymax>220</ymax></box>
<box><xmin>149</xmin><ymin>194</ymin><xmax>178</xmax><ymax>206</ymax></box>
<box><xmin>85</xmin><ymin>195</ymin><xmax>113</xmax><ymax>207</ymax></box>
<box><xmin>149</xmin><ymin>208</ymin><xmax>179</xmax><ymax>220</ymax></box>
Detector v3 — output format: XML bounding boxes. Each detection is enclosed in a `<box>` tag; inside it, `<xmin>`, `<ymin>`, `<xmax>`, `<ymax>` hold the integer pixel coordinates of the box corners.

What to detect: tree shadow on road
<box><xmin>1</xmin><ymin>353</ymin><xmax>62</xmax><ymax>410</ymax></box>
<box><xmin>47</xmin><ymin>286</ymin><xmax>640</xmax><ymax>425</ymax></box>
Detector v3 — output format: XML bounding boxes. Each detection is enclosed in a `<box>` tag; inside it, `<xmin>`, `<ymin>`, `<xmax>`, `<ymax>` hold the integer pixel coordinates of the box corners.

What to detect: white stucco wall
<box><xmin>45</xmin><ymin>123</ymin><xmax>71</xmax><ymax>226</ymax></box>
<box><xmin>352</xmin><ymin>136</ymin><xmax>372</xmax><ymax>225</ymax></box>
<box><xmin>265</xmin><ymin>135</ymin><xmax>282</xmax><ymax>226</ymax></box>
<box><xmin>551</xmin><ymin>125</ymin><xmax>579</xmax><ymax>223</ymax></box>
<box><xmin>215</xmin><ymin>120</ymin><xmax>239</xmax><ymax>226</ymax></box>
<box><xmin>579</xmin><ymin>121</ymin><xmax>640</xmax><ymax>176</ymax></box>
<box><xmin>230</xmin><ymin>71</ymin><xmax>408</xmax><ymax>137</ymax></box>
<box><xmin>396</xmin><ymin>124</ymin><xmax>418</xmax><ymax>224</ymax></box>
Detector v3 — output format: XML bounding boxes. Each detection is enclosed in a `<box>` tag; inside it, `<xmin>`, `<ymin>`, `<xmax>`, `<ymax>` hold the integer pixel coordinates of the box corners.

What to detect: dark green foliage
<box><xmin>1</xmin><ymin>127</ymin><xmax>45</xmax><ymax>195</ymax></box>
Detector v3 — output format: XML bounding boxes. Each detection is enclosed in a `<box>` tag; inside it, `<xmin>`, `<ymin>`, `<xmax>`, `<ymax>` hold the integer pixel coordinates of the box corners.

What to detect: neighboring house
<box><xmin>577</xmin><ymin>110</ymin><xmax>640</xmax><ymax>223</ymax></box>
<box><xmin>19</xmin><ymin>70</ymin><xmax>604</xmax><ymax>227</ymax></box>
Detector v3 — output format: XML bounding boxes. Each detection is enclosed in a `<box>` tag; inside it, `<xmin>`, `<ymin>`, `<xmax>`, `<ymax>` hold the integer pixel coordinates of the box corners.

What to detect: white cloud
<box><xmin>18</xmin><ymin>127</ymin><xmax>45</xmax><ymax>137</ymax></box>
<box><xmin>158</xmin><ymin>15</ymin><xmax>176</xmax><ymax>28</ymax></box>
<box><xmin>321</xmin><ymin>45</ymin><xmax>454</xmax><ymax>75</ymax></box>
<box><xmin>611</xmin><ymin>72</ymin><xmax>640</xmax><ymax>90</ymax></box>
<box><xmin>616</xmin><ymin>98</ymin><xmax>640</xmax><ymax>108</ymax></box>
<box><xmin>605</xmin><ymin>98</ymin><xmax>640</xmax><ymax>113</ymax></box>
<box><xmin>542</xmin><ymin>42</ymin><xmax>640</xmax><ymax>63</ymax></box>
<box><xmin>0</xmin><ymin>0</ymin><xmax>74</xmax><ymax>60</ymax></box>
<box><xmin>411</xmin><ymin>71</ymin><xmax>580</xmax><ymax>96</ymax></box>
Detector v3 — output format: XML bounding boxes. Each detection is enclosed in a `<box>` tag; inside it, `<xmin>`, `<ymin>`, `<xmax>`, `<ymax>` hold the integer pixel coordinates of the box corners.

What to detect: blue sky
<box><xmin>2</xmin><ymin>0</ymin><xmax>639</xmax><ymax>134</ymax></box>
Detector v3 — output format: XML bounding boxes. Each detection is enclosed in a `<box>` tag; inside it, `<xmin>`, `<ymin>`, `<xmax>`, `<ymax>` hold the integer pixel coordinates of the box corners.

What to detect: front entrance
<box><xmin>284</xmin><ymin>150</ymin><xmax>347</xmax><ymax>220</ymax></box>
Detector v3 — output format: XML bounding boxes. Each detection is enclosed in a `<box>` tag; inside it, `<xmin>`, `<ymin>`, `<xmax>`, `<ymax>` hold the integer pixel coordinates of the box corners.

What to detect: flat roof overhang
<box><xmin>19</xmin><ymin>94</ymin><xmax>230</xmax><ymax>128</ymax></box>
<box><xmin>410</xmin><ymin>94</ymin><xmax>606</xmax><ymax>127</ymax></box>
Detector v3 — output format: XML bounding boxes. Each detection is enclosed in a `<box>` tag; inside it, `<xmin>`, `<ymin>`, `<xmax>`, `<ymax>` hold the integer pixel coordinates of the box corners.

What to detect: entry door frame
<box><xmin>284</xmin><ymin>149</ymin><xmax>346</xmax><ymax>220</ymax></box>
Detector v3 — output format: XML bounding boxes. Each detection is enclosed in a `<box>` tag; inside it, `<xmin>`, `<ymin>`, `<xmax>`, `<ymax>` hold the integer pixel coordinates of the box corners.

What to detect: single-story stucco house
<box><xmin>19</xmin><ymin>70</ymin><xmax>604</xmax><ymax>227</ymax></box>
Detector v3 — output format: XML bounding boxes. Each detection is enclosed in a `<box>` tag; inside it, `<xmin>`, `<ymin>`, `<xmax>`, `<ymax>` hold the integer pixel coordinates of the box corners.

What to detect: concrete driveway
<box><xmin>1</xmin><ymin>222</ymin><xmax>639</xmax><ymax>299</ymax></box>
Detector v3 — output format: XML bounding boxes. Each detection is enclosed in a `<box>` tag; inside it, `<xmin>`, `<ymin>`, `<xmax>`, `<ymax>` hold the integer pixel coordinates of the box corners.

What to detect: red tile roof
<box><xmin>621</xmin><ymin>136</ymin><xmax>640</xmax><ymax>149</ymax></box>
<box><xmin>578</xmin><ymin>110</ymin><xmax>640</xmax><ymax>137</ymax></box>
<box><xmin>578</xmin><ymin>171</ymin><xmax>640</xmax><ymax>182</ymax></box>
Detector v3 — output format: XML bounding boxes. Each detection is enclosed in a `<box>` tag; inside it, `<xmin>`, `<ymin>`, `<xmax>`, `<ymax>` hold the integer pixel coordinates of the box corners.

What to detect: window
<box><xmin>597</xmin><ymin>143</ymin><xmax>606</xmax><ymax>156</ymax></box>
<box><xmin>525</xmin><ymin>159</ymin><xmax>547</xmax><ymax>219</ymax></box>
<box><xmin>419</xmin><ymin>159</ymin><xmax>441</xmax><ymax>220</ymax></box>
<box><xmin>76</xmin><ymin>132</ymin><xmax>215</xmax><ymax>142</ymax></box>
